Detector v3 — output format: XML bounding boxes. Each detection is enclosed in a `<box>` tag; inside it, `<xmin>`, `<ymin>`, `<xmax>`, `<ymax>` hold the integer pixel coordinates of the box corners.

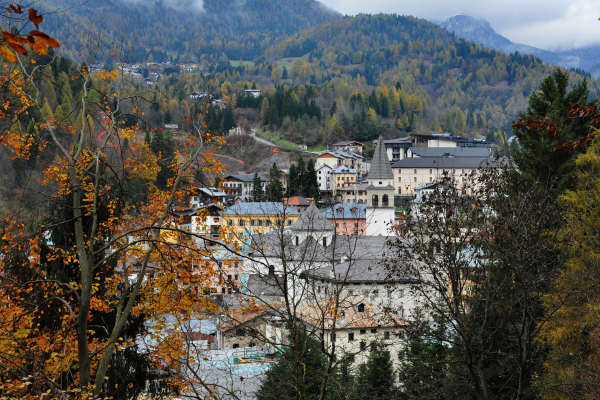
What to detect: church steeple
<box><xmin>368</xmin><ymin>136</ymin><xmax>393</xmax><ymax>182</ymax></box>
<box><xmin>365</xmin><ymin>136</ymin><xmax>396</xmax><ymax>236</ymax></box>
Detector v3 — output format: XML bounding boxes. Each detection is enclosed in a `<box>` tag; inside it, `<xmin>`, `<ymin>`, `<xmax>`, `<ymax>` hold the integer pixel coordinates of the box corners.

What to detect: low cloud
<box><xmin>124</xmin><ymin>0</ymin><xmax>205</xmax><ymax>13</ymax></box>
<box><xmin>320</xmin><ymin>0</ymin><xmax>600</xmax><ymax>50</ymax></box>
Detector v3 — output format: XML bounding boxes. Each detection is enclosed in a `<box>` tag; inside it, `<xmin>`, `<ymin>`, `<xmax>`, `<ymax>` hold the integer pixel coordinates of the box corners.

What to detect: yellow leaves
<box><xmin>0</xmin><ymin>45</ymin><xmax>17</xmax><ymax>62</ymax></box>
<box><xmin>95</xmin><ymin>69</ymin><xmax>118</xmax><ymax>81</ymax></box>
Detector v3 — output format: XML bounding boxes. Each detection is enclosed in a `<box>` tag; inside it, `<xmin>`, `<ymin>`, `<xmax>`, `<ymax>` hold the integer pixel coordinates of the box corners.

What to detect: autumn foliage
<box><xmin>0</xmin><ymin>4</ymin><xmax>231</xmax><ymax>398</ymax></box>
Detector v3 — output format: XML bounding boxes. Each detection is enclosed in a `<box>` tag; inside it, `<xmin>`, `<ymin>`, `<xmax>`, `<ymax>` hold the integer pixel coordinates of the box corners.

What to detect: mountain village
<box><xmin>159</xmin><ymin>132</ymin><xmax>503</xmax><ymax>398</ymax></box>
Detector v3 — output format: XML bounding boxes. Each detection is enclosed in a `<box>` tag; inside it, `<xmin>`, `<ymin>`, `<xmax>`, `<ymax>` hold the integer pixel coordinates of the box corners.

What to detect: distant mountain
<box><xmin>266</xmin><ymin>14</ymin><xmax>595</xmax><ymax>132</ymax></box>
<box><xmin>439</xmin><ymin>15</ymin><xmax>600</xmax><ymax>77</ymax></box>
<box><xmin>37</xmin><ymin>0</ymin><xmax>340</xmax><ymax>62</ymax></box>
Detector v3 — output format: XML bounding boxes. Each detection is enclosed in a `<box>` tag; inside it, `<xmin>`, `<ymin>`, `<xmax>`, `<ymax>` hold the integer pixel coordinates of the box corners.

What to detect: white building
<box><xmin>365</xmin><ymin>137</ymin><xmax>396</xmax><ymax>236</ymax></box>
<box><xmin>391</xmin><ymin>157</ymin><xmax>502</xmax><ymax>195</ymax></box>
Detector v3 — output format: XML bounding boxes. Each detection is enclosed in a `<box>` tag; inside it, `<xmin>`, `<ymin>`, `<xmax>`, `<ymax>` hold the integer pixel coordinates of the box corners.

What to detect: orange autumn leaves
<box><xmin>0</xmin><ymin>4</ymin><xmax>59</xmax><ymax>63</ymax></box>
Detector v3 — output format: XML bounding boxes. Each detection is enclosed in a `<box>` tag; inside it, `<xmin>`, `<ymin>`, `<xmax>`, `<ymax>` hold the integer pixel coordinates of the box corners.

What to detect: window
<box><xmin>234</xmin><ymin>274</ymin><xmax>238</xmax><ymax>281</ymax></box>
<box><xmin>372</xmin><ymin>195</ymin><xmax>378</xmax><ymax>207</ymax></box>
<box><xmin>382</xmin><ymin>195</ymin><xmax>389</xmax><ymax>207</ymax></box>
<box><xmin>227</xmin><ymin>274</ymin><xmax>232</xmax><ymax>281</ymax></box>
<box><xmin>429</xmin><ymin>177</ymin><xmax>432</xmax><ymax>182</ymax></box>
<box><xmin>414</xmin><ymin>177</ymin><xmax>417</xmax><ymax>183</ymax></box>
<box><xmin>429</xmin><ymin>169</ymin><xmax>432</xmax><ymax>174</ymax></box>
<box><xmin>370</xmin><ymin>328</ymin><xmax>377</xmax><ymax>333</ymax></box>
<box><xmin>232</xmin><ymin>343</ymin><xmax>239</xmax><ymax>349</ymax></box>
<box><xmin>287</xmin><ymin>220</ymin><xmax>292</xmax><ymax>226</ymax></box>
<box><xmin>295</xmin><ymin>236</ymin><xmax>299</xmax><ymax>246</ymax></box>
<box><xmin>360</xmin><ymin>329</ymin><xmax>366</xmax><ymax>334</ymax></box>
<box><xmin>384</xmin><ymin>331</ymin><xmax>390</xmax><ymax>340</ymax></box>
<box><xmin>360</xmin><ymin>341</ymin><xmax>366</xmax><ymax>351</ymax></box>
<box><xmin>372</xmin><ymin>289</ymin><xmax>379</xmax><ymax>297</ymax></box>
<box><xmin>323</xmin><ymin>237</ymin><xmax>327</xmax><ymax>247</ymax></box>
<box><xmin>398</xmin><ymin>176</ymin><xmax>401</xmax><ymax>182</ymax></box>
<box><xmin>331</xmin><ymin>333</ymin><xmax>336</xmax><ymax>342</ymax></box>
<box><xmin>354</xmin><ymin>223</ymin><xmax>359</xmax><ymax>228</ymax></box>
<box><xmin>414</xmin><ymin>169</ymin><xmax>417</xmax><ymax>174</ymax></box>
<box><xmin>239</xmin><ymin>219</ymin><xmax>245</xmax><ymax>226</ymax></box>
<box><xmin>214</xmin><ymin>218</ymin><xmax>219</xmax><ymax>223</ymax></box>
<box><xmin>249</xmin><ymin>342</ymin><xmax>255</xmax><ymax>347</ymax></box>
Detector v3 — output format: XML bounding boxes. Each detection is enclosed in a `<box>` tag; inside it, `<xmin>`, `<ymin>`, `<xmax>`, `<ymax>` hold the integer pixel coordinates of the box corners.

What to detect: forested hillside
<box><xmin>37</xmin><ymin>0</ymin><xmax>339</xmax><ymax>62</ymax></box>
<box><xmin>263</xmin><ymin>14</ymin><xmax>594</xmax><ymax>138</ymax></box>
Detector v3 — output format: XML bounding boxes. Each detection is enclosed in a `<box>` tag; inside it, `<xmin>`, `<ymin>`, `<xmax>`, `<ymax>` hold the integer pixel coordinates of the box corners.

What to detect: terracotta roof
<box><xmin>283</xmin><ymin>196</ymin><xmax>311</xmax><ymax>207</ymax></box>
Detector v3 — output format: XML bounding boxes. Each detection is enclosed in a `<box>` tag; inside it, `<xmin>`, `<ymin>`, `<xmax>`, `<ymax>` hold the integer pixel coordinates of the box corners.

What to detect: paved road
<box><xmin>249</xmin><ymin>128</ymin><xmax>278</xmax><ymax>148</ymax></box>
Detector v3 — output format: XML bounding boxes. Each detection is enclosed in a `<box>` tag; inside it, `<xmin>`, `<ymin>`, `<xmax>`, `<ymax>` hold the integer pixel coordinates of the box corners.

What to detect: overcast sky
<box><xmin>320</xmin><ymin>0</ymin><xmax>600</xmax><ymax>50</ymax></box>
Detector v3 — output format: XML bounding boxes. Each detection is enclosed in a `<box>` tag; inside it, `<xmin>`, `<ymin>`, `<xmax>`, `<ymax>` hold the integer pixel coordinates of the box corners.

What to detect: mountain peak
<box><xmin>440</xmin><ymin>14</ymin><xmax>511</xmax><ymax>48</ymax></box>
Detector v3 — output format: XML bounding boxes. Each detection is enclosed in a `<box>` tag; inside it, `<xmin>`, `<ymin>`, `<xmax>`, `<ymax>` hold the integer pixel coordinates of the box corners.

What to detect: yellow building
<box><xmin>223</xmin><ymin>202</ymin><xmax>301</xmax><ymax>242</ymax></box>
<box><xmin>330</xmin><ymin>165</ymin><xmax>357</xmax><ymax>195</ymax></box>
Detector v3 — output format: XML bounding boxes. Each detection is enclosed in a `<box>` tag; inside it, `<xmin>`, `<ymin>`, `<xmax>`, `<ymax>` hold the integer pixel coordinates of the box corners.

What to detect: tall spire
<box><xmin>368</xmin><ymin>136</ymin><xmax>393</xmax><ymax>181</ymax></box>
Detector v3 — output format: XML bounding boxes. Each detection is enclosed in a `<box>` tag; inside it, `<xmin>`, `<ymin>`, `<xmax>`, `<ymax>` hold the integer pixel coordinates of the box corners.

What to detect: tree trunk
<box><xmin>71</xmin><ymin>170</ymin><xmax>92</xmax><ymax>389</ymax></box>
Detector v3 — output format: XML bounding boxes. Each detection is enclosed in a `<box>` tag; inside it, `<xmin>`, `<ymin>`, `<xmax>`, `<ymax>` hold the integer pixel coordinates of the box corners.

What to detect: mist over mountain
<box><xmin>439</xmin><ymin>15</ymin><xmax>600</xmax><ymax>77</ymax></box>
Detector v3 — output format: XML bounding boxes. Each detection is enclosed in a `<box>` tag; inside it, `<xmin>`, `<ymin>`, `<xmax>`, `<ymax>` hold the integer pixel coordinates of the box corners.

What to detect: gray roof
<box><xmin>383</xmin><ymin>137</ymin><xmax>412</xmax><ymax>145</ymax></box>
<box><xmin>391</xmin><ymin>156</ymin><xmax>505</xmax><ymax>169</ymax></box>
<box><xmin>224</xmin><ymin>173</ymin><xmax>267</xmax><ymax>183</ymax></box>
<box><xmin>410</xmin><ymin>146</ymin><xmax>491</xmax><ymax>158</ymax></box>
<box><xmin>224</xmin><ymin>202</ymin><xmax>301</xmax><ymax>216</ymax></box>
<box><xmin>248</xmin><ymin>233</ymin><xmax>396</xmax><ymax>263</ymax></box>
<box><xmin>249</xmin><ymin>233</ymin><xmax>331</xmax><ymax>261</ymax></box>
<box><xmin>309</xmin><ymin>259</ymin><xmax>415</xmax><ymax>284</ymax></box>
<box><xmin>368</xmin><ymin>136</ymin><xmax>394</xmax><ymax>180</ymax></box>
<box><xmin>244</xmin><ymin>274</ymin><xmax>286</xmax><ymax>298</ymax></box>
<box><xmin>321</xmin><ymin>203</ymin><xmax>366</xmax><ymax>220</ymax></box>
<box><xmin>198</xmin><ymin>187</ymin><xmax>227</xmax><ymax>196</ymax></box>
<box><xmin>318</xmin><ymin>150</ymin><xmax>363</xmax><ymax>160</ymax></box>
<box><xmin>333</xmin><ymin>140</ymin><xmax>363</xmax><ymax>146</ymax></box>
<box><xmin>289</xmin><ymin>203</ymin><xmax>334</xmax><ymax>231</ymax></box>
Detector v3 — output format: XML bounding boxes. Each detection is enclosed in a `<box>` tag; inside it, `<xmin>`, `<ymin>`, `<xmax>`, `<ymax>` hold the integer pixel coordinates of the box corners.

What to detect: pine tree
<box><xmin>305</xmin><ymin>159</ymin><xmax>320</xmax><ymax>200</ymax></box>
<box><xmin>265</xmin><ymin>163</ymin><xmax>284</xmax><ymax>202</ymax></box>
<box><xmin>288</xmin><ymin>163</ymin><xmax>299</xmax><ymax>197</ymax></box>
<box><xmin>352</xmin><ymin>342</ymin><xmax>397</xmax><ymax>400</ymax></box>
<box><xmin>257</xmin><ymin>330</ymin><xmax>329</xmax><ymax>400</ymax></box>
<box><xmin>252</xmin><ymin>173</ymin><xmax>264</xmax><ymax>202</ymax></box>
<box><xmin>513</xmin><ymin>69</ymin><xmax>594</xmax><ymax>191</ymax></box>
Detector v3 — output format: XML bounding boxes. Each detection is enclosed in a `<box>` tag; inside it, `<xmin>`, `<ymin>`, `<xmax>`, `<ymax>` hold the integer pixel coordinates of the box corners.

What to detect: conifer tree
<box><xmin>353</xmin><ymin>343</ymin><xmax>397</xmax><ymax>400</ymax></box>
<box><xmin>265</xmin><ymin>163</ymin><xmax>284</xmax><ymax>202</ymax></box>
<box><xmin>257</xmin><ymin>330</ymin><xmax>329</xmax><ymax>400</ymax></box>
<box><xmin>512</xmin><ymin>69</ymin><xmax>594</xmax><ymax>191</ymax></box>
<box><xmin>252</xmin><ymin>173</ymin><xmax>264</xmax><ymax>201</ymax></box>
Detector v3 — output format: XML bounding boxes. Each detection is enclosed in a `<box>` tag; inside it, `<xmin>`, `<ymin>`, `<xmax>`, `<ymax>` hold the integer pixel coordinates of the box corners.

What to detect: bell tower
<box><xmin>366</xmin><ymin>136</ymin><xmax>396</xmax><ymax>236</ymax></box>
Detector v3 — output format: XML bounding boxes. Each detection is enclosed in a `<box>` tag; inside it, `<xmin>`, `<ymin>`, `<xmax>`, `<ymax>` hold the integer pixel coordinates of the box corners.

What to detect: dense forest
<box><xmin>37</xmin><ymin>0</ymin><xmax>339</xmax><ymax>62</ymax></box>
<box><xmin>28</xmin><ymin>3</ymin><xmax>599</xmax><ymax>146</ymax></box>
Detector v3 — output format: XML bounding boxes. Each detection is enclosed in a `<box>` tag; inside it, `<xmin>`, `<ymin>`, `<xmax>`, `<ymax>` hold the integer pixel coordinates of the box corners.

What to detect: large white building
<box><xmin>391</xmin><ymin>156</ymin><xmax>502</xmax><ymax>195</ymax></box>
